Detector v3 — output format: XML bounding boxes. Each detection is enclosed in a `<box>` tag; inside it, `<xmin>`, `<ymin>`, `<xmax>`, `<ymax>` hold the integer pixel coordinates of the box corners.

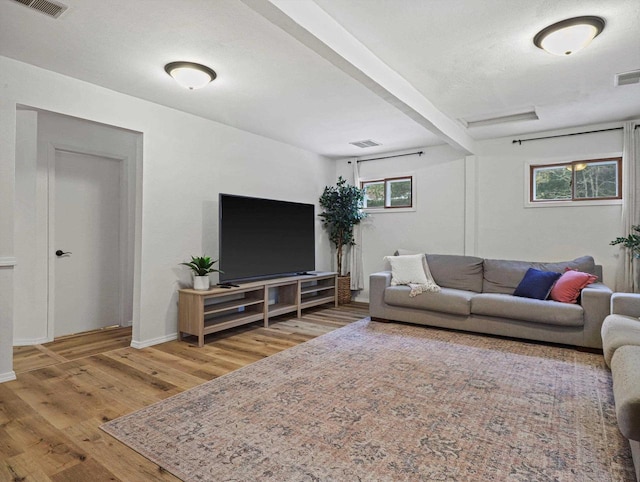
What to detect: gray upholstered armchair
<box><xmin>601</xmin><ymin>293</ymin><xmax>640</xmax><ymax>481</ymax></box>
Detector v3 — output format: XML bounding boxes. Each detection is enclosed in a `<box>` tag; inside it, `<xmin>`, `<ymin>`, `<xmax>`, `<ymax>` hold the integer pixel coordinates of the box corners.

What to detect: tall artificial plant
<box><xmin>319</xmin><ymin>176</ymin><xmax>366</xmax><ymax>276</ymax></box>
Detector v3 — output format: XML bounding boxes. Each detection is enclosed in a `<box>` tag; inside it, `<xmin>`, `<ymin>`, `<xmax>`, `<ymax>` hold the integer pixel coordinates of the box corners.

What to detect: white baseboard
<box><xmin>0</xmin><ymin>371</ymin><xmax>17</xmax><ymax>383</ymax></box>
<box><xmin>130</xmin><ymin>332</ymin><xmax>177</xmax><ymax>349</ymax></box>
<box><xmin>13</xmin><ymin>336</ymin><xmax>50</xmax><ymax>346</ymax></box>
<box><xmin>353</xmin><ymin>294</ymin><xmax>369</xmax><ymax>303</ymax></box>
<box><xmin>0</xmin><ymin>257</ymin><xmax>17</xmax><ymax>267</ymax></box>
<box><xmin>121</xmin><ymin>320</ymin><xmax>133</xmax><ymax>327</ymax></box>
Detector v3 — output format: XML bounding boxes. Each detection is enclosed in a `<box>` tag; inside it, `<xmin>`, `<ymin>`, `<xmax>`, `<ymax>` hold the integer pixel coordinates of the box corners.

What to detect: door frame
<box><xmin>47</xmin><ymin>143</ymin><xmax>130</xmax><ymax>340</ymax></box>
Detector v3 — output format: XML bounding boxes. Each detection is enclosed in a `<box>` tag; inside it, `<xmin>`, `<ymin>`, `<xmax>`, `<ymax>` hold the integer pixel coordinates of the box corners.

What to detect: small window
<box><xmin>530</xmin><ymin>158</ymin><xmax>621</xmax><ymax>202</ymax></box>
<box><xmin>362</xmin><ymin>176</ymin><xmax>413</xmax><ymax>209</ymax></box>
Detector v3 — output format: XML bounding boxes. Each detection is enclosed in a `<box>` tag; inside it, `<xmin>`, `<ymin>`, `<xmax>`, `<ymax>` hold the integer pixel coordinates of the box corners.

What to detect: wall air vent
<box><xmin>461</xmin><ymin>109</ymin><xmax>538</xmax><ymax>128</ymax></box>
<box><xmin>615</xmin><ymin>70</ymin><xmax>640</xmax><ymax>86</ymax></box>
<box><xmin>11</xmin><ymin>0</ymin><xmax>67</xmax><ymax>18</ymax></box>
<box><xmin>349</xmin><ymin>139</ymin><xmax>381</xmax><ymax>148</ymax></box>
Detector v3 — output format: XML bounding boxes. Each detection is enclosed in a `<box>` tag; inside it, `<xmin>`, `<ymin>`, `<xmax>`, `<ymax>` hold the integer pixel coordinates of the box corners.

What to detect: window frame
<box><xmin>361</xmin><ymin>175</ymin><xmax>414</xmax><ymax>211</ymax></box>
<box><xmin>527</xmin><ymin>157</ymin><xmax>622</xmax><ymax>206</ymax></box>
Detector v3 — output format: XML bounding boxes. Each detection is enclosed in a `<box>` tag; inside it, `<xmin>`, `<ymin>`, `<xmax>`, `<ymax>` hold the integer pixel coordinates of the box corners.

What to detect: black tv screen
<box><xmin>219</xmin><ymin>194</ymin><xmax>315</xmax><ymax>282</ymax></box>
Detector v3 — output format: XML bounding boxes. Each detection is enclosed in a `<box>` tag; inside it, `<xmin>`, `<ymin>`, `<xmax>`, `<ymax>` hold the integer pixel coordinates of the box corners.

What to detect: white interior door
<box><xmin>53</xmin><ymin>150</ymin><xmax>122</xmax><ymax>337</ymax></box>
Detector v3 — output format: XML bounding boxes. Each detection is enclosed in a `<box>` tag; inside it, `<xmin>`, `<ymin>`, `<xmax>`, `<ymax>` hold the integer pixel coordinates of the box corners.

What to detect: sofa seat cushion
<box><xmin>384</xmin><ymin>287</ymin><xmax>473</xmax><ymax>315</ymax></box>
<box><xmin>611</xmin><ymin>345</ymin><xmax>640</xmax><ymax>441</ymax></box>
<box><xmin>471</xmin><ymin>294</ymin><xmax>584</xmax><ymax>327</ymax></box>
<box><xmin>601</xmin><ymin>314</ymin><xmax>640</xmax><ymax>367</ymax></box>
<box><xmin>426</xmin><ymin>254</ymin><xmax>484</xmax><ymax>293</ymax></box>
<box><xmin>482</xmin><ymin>256</ymin><xmax>596</xmax><ymax>294</ymax></box>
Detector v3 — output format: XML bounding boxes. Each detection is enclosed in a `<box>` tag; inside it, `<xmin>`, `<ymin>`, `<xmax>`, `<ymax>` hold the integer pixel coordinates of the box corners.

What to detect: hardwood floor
<box><xmin>1</xmin><ymin>303</ymin><xmax>369</xmax><ymax>481</ymax></box>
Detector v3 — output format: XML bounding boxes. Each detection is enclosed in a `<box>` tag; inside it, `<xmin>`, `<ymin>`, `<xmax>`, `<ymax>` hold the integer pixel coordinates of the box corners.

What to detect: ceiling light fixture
<box><xmin>164</xmin><ymin>62</ymin><xmax>217</xmax><ymax>90</ymax></box>
<box><xmin>533</xmin><ymin>16</ymin><xmax>605</xmax><ymax>56</ymax></box>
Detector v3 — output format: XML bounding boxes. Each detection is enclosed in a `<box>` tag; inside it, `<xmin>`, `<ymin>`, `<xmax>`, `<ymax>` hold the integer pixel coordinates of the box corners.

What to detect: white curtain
<box><xmin>616</xmin><ymin>121</ymin><xmax>640</xmax><ymax>292</ymax></box>
<box><xmin>348</xmin><ymin>160</ymin><xmax>364</xmax><ymax>290</ymax></box>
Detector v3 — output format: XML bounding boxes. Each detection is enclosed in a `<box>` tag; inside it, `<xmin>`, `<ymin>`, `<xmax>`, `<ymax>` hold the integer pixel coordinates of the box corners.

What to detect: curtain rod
<box><xmin>512</xmin><ymin>126</ymin><xmax>631</xmax><ymax>145</ymax></box>
<box><xmin>348</xmin><ymin>150</ymin><xmax>423</xmax><ymax>164</ymax></box>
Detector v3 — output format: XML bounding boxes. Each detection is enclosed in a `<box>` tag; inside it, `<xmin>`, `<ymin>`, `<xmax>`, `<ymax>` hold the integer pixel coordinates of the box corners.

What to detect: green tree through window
<box><xmin>362</xmin><ymin>176</ymin><xmax>413</xmax><ymax>209</ymax></box>
<box><xmin>363</xmin><ymin>182</ymin><xmax>384</xmax><ymax>207</ymax></box>
<box><xmin>389</xmin><ymin>179</ymin><xmax>412</xmax><ymax>206</ymax></box>
<box><xmin>531</xmin><ymin>158</ymin><xmax>620</xmax><ymax>202</ymax></box>
<box><xmin>534</xmin><ymin>166</ymin><xmax>572</xmax><ymax>200</ymax></box>
<box><xmin>574</xmin><ymin>162</ymin><xmax>618</xmax><ymax>199</ymax></box>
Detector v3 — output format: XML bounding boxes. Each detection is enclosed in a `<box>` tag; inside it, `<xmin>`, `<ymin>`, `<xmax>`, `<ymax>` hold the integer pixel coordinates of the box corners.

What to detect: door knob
<box><xmin>55</xmin><ymin>250</ymin><xmax>72</xmax><ymax>257</ymax></box>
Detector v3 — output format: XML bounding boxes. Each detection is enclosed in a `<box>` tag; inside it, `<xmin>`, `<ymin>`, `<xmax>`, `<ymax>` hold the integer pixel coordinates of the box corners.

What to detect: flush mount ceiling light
<box><xmin>534</xmin><ymin>16</ymin><xmax>605</xmax><ymax>56</ymax></box>
<box><xmin>164</xmin><ymin>62</ymin><xmax>217</xmax><ymax>90</ymax></box>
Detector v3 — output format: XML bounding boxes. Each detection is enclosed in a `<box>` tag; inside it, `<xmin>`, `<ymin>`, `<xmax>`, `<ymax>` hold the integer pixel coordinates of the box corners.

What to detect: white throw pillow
<box><xmin>384</xmin><ymin>254</ymin><xmax>429</xmax><ymax>286</ymax></box>
<box><xmin>383</xmin><ymin>254</ymin><xmax>441</xmax><ymax>297</ymax></box>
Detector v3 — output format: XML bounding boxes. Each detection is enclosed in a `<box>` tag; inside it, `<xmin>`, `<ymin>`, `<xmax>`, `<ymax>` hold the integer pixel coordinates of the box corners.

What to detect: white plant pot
<box><xmin>193</xmin><ymin>275</ymin><xmax>210</xmax><ymax>291</ymax></box>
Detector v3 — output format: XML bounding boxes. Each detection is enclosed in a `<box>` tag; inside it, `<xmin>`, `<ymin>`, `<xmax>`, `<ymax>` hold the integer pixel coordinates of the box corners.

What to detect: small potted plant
<box><xmin>180</xmin><ymin>256</ymin><xmax>223</xmax><ymax>290</ymax></box>
<box><xmin>319</xmin><ymin>176</ymin><xmax>366</xmax><ymax>304</ymax></box>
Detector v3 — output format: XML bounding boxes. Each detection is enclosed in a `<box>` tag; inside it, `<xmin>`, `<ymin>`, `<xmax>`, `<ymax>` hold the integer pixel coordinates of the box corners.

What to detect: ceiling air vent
<box><xmin>349</xmin><ymin>139</ymin><xmax>381</xmax><ymax>148</ymax></box>
<box><xmin>615</xmin><ymin>70</ymin><xmax>640</xmax><ymax>87</ymax></box>
<box><xmin>11</xmin><ymin>0</ymin><xmax>68</xmax><ymax>18</ymax></box>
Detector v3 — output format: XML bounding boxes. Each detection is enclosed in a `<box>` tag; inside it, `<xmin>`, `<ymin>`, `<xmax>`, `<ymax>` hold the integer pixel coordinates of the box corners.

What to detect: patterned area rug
<box><xmin>101</xmin><ymin>319</ymin><xmax>634</xmax><ymax>481</ymax></box>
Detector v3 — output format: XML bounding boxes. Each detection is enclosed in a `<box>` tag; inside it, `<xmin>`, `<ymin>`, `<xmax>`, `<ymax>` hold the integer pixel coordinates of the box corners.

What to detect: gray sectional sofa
<box><xmin>370</xmin><ymin>253</ymin><xmax>612</xmax><ymax>349</ymax></box>
<box><xmin>601</xmin><ymin>293</ymin><xmax>640</xmax><ymax>480</ymax></box>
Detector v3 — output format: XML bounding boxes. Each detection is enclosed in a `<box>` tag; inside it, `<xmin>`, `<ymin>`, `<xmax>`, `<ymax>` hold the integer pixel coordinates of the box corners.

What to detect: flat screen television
<box><xmin>219</xmin><ymin>194</ymin><xmax>315</xmax><ymax>283</ymax></box>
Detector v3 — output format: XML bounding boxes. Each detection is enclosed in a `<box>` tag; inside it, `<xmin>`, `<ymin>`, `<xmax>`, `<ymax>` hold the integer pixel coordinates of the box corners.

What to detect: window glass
<box><xmin>362</xmin><ymin>181</ymin><xmax>385</xmax><ymax>208</ymax></box>
<box><xmin>533</xmin><ymin>165</ymin><xmax>572</xmax><ymax>201</ymax></box>
<box><xmin>531</xmin><ymin>158</ymin><xmax>621</xmax><ymax>202</ymax></box>
<box><xmin>361</xmin><ymin>176</ymin><xmax>413</xmax><ymax>209</ymax></box>
<box><xmin>573</xmin><ymin>160</ymin><xmax>619</xmax><ymax>199</ymax></box>
<box><xmin>387</xmin><ymin>178</ymin><xmax>412</xmax><ymax>207</ymax></box>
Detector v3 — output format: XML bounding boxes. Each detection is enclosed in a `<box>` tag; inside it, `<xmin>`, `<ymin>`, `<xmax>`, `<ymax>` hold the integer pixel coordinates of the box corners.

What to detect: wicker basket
<box><xmin>337</xmin><ymin>275</ymin><xmax>352</xmax><ymax>305</ymax></box>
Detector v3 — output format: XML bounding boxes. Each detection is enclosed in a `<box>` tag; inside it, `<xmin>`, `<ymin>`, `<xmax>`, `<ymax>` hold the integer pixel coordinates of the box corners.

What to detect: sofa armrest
<box><xmin>611</xmin><ymin>293</ymin><xmax>640</xmax><ymax>318</ymax></box>
<box><xmin>369</xmin><ymin>271</ymin><xmax>392</xmax><ymax>319</ymax></box>
<box><xmin>581</xmin><ymin>282</ymin><xmax>613</xmax><ymax>349</ymax></box>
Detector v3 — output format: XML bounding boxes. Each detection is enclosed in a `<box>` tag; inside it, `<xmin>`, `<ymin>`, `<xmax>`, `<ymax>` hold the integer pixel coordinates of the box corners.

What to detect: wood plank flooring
<box><xmin>1</xmin><ymin>303</ymin><xmax>369</xmax><ymax>481</ymax></box>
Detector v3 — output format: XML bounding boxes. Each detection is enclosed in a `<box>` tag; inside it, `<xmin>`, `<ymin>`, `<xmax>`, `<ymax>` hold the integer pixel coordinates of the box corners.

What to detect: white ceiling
<box><xmin>1</xmin><ymin>0</ymin><xmax>639</xmax><ymax>158</ymax></box>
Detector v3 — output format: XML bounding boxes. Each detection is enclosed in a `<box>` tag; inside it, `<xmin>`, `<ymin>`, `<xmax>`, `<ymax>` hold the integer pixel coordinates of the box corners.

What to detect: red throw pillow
<box><xmin>549</xmin><ymin>269</ymin><xmax>598</xmax><ymax>303</ymax></box>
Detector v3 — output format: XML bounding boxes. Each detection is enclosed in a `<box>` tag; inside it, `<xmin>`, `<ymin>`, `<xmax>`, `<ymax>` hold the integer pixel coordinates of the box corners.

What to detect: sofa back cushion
<box><xmin>426</xmin><ymin>254</ymin><xmax>484</xmax><ymax>292</ymax></box>
<box><xmin>482</xmin><ymin>256</ymin><xmax>596</xmax><ymax>294</ymax></box>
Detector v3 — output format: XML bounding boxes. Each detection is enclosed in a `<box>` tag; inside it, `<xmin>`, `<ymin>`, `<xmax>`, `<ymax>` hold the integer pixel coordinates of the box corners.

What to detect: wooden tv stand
<box><xmin>178</xmin><ymin>272</ymin><xmax>337</xmax><ymax>347</ymax></box>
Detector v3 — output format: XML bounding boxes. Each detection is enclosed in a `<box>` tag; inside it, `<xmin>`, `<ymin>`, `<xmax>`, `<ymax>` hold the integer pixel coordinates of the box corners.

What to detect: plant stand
<box><xmin>337</xmin><ymin>275</ymin><xmax>352</xmax><ymax>305</ymax></box>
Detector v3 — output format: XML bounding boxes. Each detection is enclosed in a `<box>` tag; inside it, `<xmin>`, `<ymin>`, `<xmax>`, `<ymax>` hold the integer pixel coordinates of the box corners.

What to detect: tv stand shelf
<box><xmin>178</xmin><ymin>272</ymin><xmax>337</xmax><ymax>347</ymax></box>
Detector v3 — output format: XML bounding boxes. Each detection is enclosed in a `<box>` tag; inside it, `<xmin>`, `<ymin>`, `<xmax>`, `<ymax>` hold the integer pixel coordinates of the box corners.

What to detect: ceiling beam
<box><xmin>242</xmin><ymin>0</ymin><xmax>476</xmax><ymax>155</ymax></box>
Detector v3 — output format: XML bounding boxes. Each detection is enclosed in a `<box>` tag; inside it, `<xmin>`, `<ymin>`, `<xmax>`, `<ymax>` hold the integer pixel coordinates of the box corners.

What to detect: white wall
<box><xmin>336</xmin><ymin>146</ymin><xmax>467</xmax><ymax>301</ymax></box>
<box><xmin>336</xmin><ymin>126</ymin><xmax>624</xmax><ymax>302</ymax></box>
<box><xmin>474</xmin><ymin>127</ymin><xmax>623</xmax><ymax>287</ymax></box>
<box><xmin>0</xmin><ymin>55</ymin><xmax>334</xmax><ymax>370</ymax></box>
<box><xmin>135</xmin><ymin>108</ymin><xmax>334</xmax><ymax>346</ymax></box>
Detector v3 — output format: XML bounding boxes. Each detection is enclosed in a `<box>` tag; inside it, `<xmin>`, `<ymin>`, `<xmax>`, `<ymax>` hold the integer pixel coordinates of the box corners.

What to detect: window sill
<box><xmin>363</xmin><ymin>207</ymin><xmax>417</xmax><ymax>214</ymax></box>
<box><xmin>524</xmin><ymin>199</ymin><xmax>622</xmax><ymax>208</ymax></box>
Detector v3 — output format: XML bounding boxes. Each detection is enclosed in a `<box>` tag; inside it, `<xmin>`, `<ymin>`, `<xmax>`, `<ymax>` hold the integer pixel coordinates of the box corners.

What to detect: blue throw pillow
<box><xmin>513</xmin><ymin>268</ymin><xmax>562</xmax><ymax>300</ymax></box>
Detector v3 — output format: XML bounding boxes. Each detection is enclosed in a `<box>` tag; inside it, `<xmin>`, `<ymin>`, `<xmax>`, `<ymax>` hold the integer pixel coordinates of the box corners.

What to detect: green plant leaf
<box><xmin>180</xmin><ymin>256</ymin><xmax>223</xmax><ymax>276</ymax></box>
<box><xmin>319</xmin><ymin>176</ymin><xmax>366</xmax><ymax>274</ymax></box>
<box><xmin>610</xmin><ymin>225</ymin><xmax>640</xmax><ymax>259</ymax></box>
